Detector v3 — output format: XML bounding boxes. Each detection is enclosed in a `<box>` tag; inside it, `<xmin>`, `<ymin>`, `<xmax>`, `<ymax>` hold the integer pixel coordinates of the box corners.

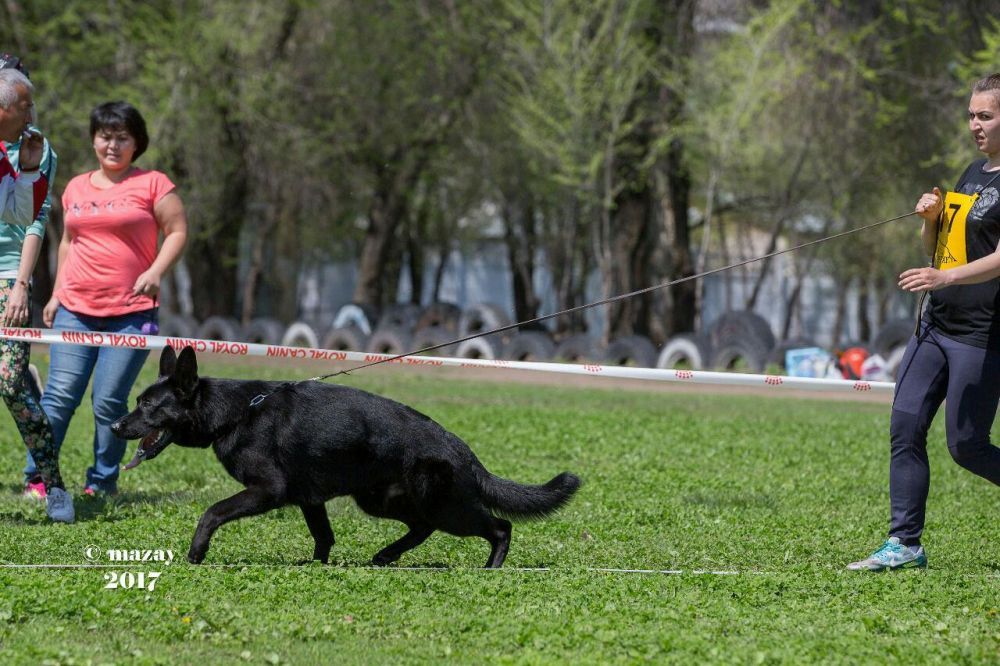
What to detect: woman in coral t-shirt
<box><xmin>25</xmin><ymin>101</ymin><xmax>187</xmax><ymax>495</ymax></box>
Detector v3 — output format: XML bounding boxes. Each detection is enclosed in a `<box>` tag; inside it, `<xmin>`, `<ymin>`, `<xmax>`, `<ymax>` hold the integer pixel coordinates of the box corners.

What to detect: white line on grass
<box><xmin>8</xmin><ymin>564</ymin><xmax>999</xmax><ymax>576</ymax></box>
<box><xmin>0</xmin><ymin>563</ymin><xmax>744</xmax><ymax>574</ymax></box>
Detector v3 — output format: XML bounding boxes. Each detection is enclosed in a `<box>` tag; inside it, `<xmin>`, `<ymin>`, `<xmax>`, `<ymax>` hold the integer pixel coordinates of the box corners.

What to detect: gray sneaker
<box><xmin>847</xmin><ymin>536</ymin><xmax>926</xmax><ymax>571</ymax></box>
<box><xmin>46</xmin><ymin>487</ymin><xmax>75</xmax><ymax>523</ymax></box>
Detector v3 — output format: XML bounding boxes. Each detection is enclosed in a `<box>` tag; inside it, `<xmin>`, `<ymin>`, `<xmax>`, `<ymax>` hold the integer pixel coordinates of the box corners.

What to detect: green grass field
<box><xmin>1</xmin><ymin>356</ymin><xmax>999</xmax><ymax>664</ymax></box>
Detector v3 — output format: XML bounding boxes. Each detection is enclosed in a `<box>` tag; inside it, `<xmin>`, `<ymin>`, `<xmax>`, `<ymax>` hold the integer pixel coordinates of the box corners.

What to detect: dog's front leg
<box><xmin>300</xmin><ymin>503</ymin><xmax>334</xmax><ymax>563</ymax></box>
<box><xmin>188</xmin><ymin>487</ymin><xmax>284</xmax><ymax>564</ymax></box>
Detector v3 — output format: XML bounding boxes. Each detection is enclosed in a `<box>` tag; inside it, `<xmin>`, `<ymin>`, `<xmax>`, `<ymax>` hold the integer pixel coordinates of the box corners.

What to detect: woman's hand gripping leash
<box><xmin>899</xmin><ymin>186</ymin><xmax>949</xmax><ymax>295</ymax></box>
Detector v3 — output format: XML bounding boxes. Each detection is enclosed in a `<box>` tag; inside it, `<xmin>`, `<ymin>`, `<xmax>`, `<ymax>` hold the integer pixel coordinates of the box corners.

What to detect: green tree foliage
<box><xmin>2</xmin><ymin>0</ymin><xmax>998</xmax><ymax>341</ymax></box>
<box><xmin>686</xmin><ymin>0</ymin><xmax>986</xmax><ymax>341</ymax></box>
<box><xmin>502</xmin><ymin>0</ymin><xmax>656</xmax><ymax>340</ymax></box>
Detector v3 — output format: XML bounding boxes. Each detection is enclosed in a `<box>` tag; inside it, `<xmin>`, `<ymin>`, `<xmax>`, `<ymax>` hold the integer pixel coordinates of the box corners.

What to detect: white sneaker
<box><xmin>46</xmin><ymin>487</ymin><xmax>75</xmax><ymax>523</ymax></box>
<box><xmin>847</xmin><ymin>536</ymin><xmax>926</xmax><ymax>571</ymax></box>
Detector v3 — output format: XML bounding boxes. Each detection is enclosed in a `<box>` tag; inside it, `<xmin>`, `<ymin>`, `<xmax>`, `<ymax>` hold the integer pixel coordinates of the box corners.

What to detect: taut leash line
<box><xmin>289</xmin><ymin>210</ymin><xmax>918</xmax><ymax>390</ymax></box>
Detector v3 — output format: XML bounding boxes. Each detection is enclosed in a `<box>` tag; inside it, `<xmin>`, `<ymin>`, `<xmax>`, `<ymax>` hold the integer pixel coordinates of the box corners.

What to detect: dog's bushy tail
<box><xmin>477</xmin><ymin>471</ymin><xmax>581</xmax><ymax>519</ymax></box>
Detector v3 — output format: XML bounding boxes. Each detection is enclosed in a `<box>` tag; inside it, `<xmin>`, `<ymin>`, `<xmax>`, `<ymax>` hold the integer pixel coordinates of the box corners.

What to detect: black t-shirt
<box><xmin>926</xmin><ymin>159</ymin><xmax>1000</xmax><ymax>349</ymax></box>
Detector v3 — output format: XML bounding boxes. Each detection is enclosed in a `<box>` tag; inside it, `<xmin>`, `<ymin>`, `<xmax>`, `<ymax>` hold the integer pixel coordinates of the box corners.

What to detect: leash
<box><xmin>248</xmin><ymin>209</ymin><xmax>918</xmax><ymax>407</ymax></box>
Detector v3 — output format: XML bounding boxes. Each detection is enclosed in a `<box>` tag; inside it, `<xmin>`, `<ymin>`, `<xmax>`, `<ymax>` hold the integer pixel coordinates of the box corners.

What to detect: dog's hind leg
<box><xmin>300</xmin><ymin>503</ymin><xmax>335</xmax><ymax>564</ymax></box>
<box><xmin>483</xmin><ymin>517</ymin><xmax>512</xmax><ymax>569</ymax></box>
<box><xmin>427</xmin><ymin>500</ymin><xmax>513</xmax><ymax>568</ymax></box>
<box><xmin>371</xmin><ymin>523</ymin><xmax>434</xmax><ymax>566</ymax></box>
<box><xmin>188</xmin><ymin>487</ymin><xmax>284</xmax><ymax>564</ymax></box>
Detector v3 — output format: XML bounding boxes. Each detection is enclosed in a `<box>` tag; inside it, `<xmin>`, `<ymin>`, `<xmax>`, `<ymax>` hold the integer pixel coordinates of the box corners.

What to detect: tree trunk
<box><xmin>405</xmin><ymin>193</ymin><xmax>429</xmax><ymax>306</ymax></box>
<box><xmin>549</xmin><ymin>200</ymin><xmax>585</xmax><ymax>335</ymax></box>
<box><xmin>608</xmin><ymin>185</ymin><xmax>656</xmax><ymax>338</ymax></box>
<box><xmin>857</xmin><ymin>275</ymin><xmax>872</xmax><ymax>344</ymax></box>
<box><xmin>240</xmin><ymin>0</ymin><xmax>301</xmax><ymax>324</ymax></box>
<box><xmin>186</xmin><ymin>45</ymin><xmax>248</xmax><ymax>320</ymax></box>
<box><xmin>354</xmin><ymin>178</ymin><xmax>401</xmax><ymax>307</ymax></box>
<box><xmin>503</xmin><ymin>196</ymin><xmax>541</xmax><ymax>324</ymax></box>
<box><xmin>664</xmin><ymin>136</ymin><xmax>695</xmax><ymax>335</ymax></box>
<box><xmin>831</xmin><ymin>277</ymin><xmax>848</xmax><ymax>348</ymax></box>
<box><xmin>188</xmin><ymin>128</ymin><xmax>246</xmax><ymax>319</ymax></box>
<box><xmin>781</xmin><ymin>219</ymin><xmax>833</xmax><ymax>339</ymax></box>
<box><xmin>746</xmin><ymin>216</ymin><xmax>787</xmax><ymax>310</ymax></box>
<box><xmin>658</xmin><ymin>0</ymin><xmax>696</xmax><ymax>336</ymax></box>
<box><xmin>272</xmin><ymin>207</ymin><xmax>302</xmax><ymax>322</ymax></box>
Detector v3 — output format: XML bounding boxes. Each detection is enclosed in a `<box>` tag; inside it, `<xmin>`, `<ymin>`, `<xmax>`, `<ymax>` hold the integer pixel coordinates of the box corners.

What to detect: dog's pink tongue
<box><xmin>122</xmin><ymin>447</ymin><xmax>144</xmax><ymax>471</ymax></box>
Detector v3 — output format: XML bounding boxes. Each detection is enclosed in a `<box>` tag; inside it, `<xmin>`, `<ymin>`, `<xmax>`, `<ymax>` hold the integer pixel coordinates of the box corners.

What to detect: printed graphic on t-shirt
<box><xmin>68</xmin><ymin>199</ymin><xmax>129</xmax><ymax>218</ymax></box>
<box><xmin>970</xmin><ymin>186</ymin><xmax>999</xmax><ymax>221</ymax></box>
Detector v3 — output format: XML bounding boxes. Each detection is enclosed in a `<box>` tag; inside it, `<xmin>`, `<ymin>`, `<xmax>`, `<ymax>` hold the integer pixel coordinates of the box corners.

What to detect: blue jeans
<box><xmin>25</xmin><ymin>306</ymin><xmax>154</xmax><ymax>492</ymax></box>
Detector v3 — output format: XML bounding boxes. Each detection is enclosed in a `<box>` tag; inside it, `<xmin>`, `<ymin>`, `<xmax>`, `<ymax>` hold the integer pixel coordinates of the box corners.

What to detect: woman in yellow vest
<box><xmin>848</xmin><ymin>73</ymin><xmax>1000</xmax><ymax>571</ymax></box>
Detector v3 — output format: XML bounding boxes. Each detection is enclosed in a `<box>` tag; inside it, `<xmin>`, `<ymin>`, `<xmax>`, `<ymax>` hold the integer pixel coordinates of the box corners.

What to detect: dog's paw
<box><xmin>187</xmin><ymin>549</ymin><xmax>206</xmax><ymax>564</ymax></box>
<box><xmin>371</xmin><ymin>553</ymin><xmax>397</xmax><ymax>567</ymax></box>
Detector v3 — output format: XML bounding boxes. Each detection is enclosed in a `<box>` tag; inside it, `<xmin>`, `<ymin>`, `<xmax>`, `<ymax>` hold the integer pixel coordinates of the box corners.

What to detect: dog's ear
<box><xmin>173</xmin><ymin>346</ymin><xmax>199</xmax><ymax>397</ymax></box>
<box><xmin>159</xmin><ymin>345</ymin><xmax>178</xmax><ymax>377</ymax></box>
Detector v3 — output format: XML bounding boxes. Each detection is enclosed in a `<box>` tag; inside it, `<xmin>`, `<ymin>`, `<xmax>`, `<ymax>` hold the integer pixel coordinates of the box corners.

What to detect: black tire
<box><xmin>710</xmin><ymin>340</ymin><xmax>768</xmax><ymax>373</ymax></box>
<box><xmin>377</xmin><ymin>303</ymin><xmax>422</xmax><ymax>332</ymax></box>
<box><xmin>411</xmin><ymin>325</ymin><xmax>458</xmax><ymax>356</ymax></box>
<box><xmin>871</xmin><ymin>318</ymin><xmax>915</xmax><ymax>357</ymax></box>
<box><xmin>365</xmin><ymin>326</ymin><xmax>413</xmax><ymax>355</ymax></box>
<box><xmin>415</xmin><ymin>302</ymin><xmax>461</xmax><ymax>333</ymax></box>
<box><xmin>503</xmin><ymin>331</ymin><xmax>556</xmax><ymax>361</ymax></box>
<box><xmin>708</xmin><ymin>311</ymin><xmax>775</xmax><ymax>358</ymax></box>
<box><xmin>603</xmin><ymin>334</ymin><xmax>658</xmax><ymax>368</ymax></box>
<box><xmin>281</xmin><ymin>321</ymin><xmax>320</xmax><ymax>348</ymax></box>
<box><xmin>455</xmin><ymin>336</ymin><xmax>502</xmax><ymax>360</ymax></box>
<box><xmin>197</xmin><ymin>315</ymin><xmax>243</xmax><ymax>342</ymax></box>
<box><xmin>158</xmin><ymin>312</ymin><xmax>198</xmax><ymax>339</ymax></box>
<box><xmin>554</xmin><ymin>334</ymin><xmax>600</xmax><ymax>363</ymax></box>
<box><xmin>321</xmin><ymin>325</ymin><xmax>368</xmax><ymax>352</ymax></box>
<box><xmin>459</xmin><ymin>303</ymin><xmax>512</xmax><ymax>336</ymax></box>
<box><xmin>243</xmin><ymin>317</ymin><xmax>285</xmax><ymax>345</ymax></box>
<box><xmin>655</xmin><ymin>333</ymin><xmax>712</xmax><ymax>370</ymax></box>
<box><xmin>766</xmin><ymin>337</ymin><xmax>817</xmax><ymax>371</ymax></box>
<box><xmin>333</xmin><ymin>303</ymin><xmax>379</xmax><ymax>336</ymax></box>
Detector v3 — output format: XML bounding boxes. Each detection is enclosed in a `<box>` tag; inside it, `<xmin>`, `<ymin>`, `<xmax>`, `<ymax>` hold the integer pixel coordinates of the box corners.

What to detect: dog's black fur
<box><xmin>111</xmin><ymin>346</ymin><xmax>581</xmax><ymax>567</ymax></box>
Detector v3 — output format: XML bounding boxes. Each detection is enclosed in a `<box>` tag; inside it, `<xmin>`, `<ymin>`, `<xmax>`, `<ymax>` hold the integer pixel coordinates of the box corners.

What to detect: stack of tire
<box><xmin>160</xmin><ymin>306</ymin><xmax>915</xmax><ymax>381</ymax></box>
<box><xmin>653</xmin><ymin>311</ymin><xmax>775</xmax><ymax>372</ymax></box>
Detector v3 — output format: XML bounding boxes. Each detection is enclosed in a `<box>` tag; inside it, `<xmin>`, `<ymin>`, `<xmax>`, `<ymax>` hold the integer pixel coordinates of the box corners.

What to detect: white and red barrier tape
<box><xmin>0</xmin><ymin>327</ymin><xmax>895</xmax><ymax>394</ymax></box>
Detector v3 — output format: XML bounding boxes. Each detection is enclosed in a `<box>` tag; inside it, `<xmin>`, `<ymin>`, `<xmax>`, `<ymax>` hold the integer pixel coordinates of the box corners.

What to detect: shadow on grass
<box><xmin>72</xmin><ymin>488</ymin><xmax>202</xmax><ymax>522</ymax></box>
<box><xmin>0</xmin><ymin>511</ymin><xmax>47</xmax><ymax>526</ymax></box>
<box><xmin>0</xmin><ymin>487</ymin><xmax>204</xmax><ymax>524</ymax></box>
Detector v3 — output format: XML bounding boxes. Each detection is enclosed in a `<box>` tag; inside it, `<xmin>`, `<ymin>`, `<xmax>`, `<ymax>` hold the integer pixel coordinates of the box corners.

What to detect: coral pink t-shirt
<box><xmin>58</xmin><ymin>169</ymin><xmax>175</xmax><ymax>317</ymax></box>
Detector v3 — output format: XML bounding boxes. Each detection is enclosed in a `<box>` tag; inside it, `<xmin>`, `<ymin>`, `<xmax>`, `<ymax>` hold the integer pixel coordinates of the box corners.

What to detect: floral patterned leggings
<box><xmin>0</xmin><ymin>280</ymin><xmax>62</xmax><ymax>490</ymax></box>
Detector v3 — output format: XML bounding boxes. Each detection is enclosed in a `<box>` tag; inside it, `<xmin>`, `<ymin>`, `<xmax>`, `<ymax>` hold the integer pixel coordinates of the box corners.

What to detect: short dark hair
<box><xmin>972</xmin><ymin>73</ymin><xmax>1000</xmax><ymax>109</ymax></box>
<box><xmin>90</xmin><ymin>101</ymin><xmax>149</xmax><ymax>161</ymax></box>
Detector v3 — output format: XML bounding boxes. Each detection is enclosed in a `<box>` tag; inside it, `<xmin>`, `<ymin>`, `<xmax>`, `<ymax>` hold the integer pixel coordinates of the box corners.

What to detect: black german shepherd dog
<box><xmin>111</xmin><ymin>346</ymin><xmax>581</xmax><ymax>567</ymax></box>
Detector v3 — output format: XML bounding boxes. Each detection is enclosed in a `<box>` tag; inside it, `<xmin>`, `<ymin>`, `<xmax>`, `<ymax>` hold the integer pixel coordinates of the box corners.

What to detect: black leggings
<box><xmin>888</xmin><ymin>323</ymin><xmax>1000</xmax><ymax>545</ymax></box>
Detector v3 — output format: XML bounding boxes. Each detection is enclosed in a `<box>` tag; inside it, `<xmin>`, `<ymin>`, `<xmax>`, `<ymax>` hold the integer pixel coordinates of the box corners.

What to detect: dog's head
<box><xmin>112</xmin><ymin>345</ymin><xmax>200</xmax><ymax>470</ymax></box>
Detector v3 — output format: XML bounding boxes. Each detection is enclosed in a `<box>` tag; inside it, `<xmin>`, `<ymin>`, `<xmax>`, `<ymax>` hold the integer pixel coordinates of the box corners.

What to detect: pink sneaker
<box><xmin>83</xmin><ymin>486</ymin><xmax>118</xmax><ymax>497</ymax></box>
<box><xmin>23</xmin><ymin>478</ymin><xmax>46</xmax><ymax>500</ymax></box>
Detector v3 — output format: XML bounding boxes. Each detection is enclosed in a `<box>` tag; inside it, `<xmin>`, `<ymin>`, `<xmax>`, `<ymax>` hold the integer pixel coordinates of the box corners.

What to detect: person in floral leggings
<box><xmin>0</xmin><ymin>284</ymin><xmax>72</xmax><ymax>522</ymax></box>
<box><xmin>0</xmin><ymin>55</ymin><xmax>73</xmax><ymax>522</ymax></box>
